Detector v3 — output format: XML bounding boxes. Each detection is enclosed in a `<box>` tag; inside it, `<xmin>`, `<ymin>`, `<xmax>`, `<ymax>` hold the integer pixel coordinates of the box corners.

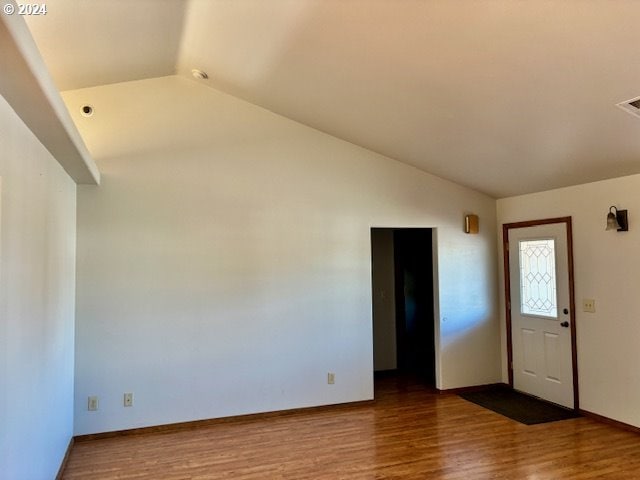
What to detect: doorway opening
<box><xmin>371</xmin><ymin>228</ymin><xmax>436</xmax><ymax>389</ymax></box>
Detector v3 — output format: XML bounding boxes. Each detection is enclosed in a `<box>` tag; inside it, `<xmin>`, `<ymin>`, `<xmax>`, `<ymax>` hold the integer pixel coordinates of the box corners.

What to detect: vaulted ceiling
<box><xmin>24</xmin><ymin>0</ymin><xmax>640</xmax><ymax>198</ymax></box>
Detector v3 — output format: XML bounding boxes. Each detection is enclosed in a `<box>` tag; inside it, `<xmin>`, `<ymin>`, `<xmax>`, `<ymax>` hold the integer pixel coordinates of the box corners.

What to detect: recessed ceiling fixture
<box><xmin>80</xmin><ymin>104</ymin><xmax>93</xmax><ymax>117</ymax></box>
<box><xmin>191</xmin><ymin>69</ymin><xmax>208</xmax><ymax>80</ymax></box>
<box><xmin>616</xmin><ymin>96</ymin><xmax>640</xmax><ymax>119</ymax></box>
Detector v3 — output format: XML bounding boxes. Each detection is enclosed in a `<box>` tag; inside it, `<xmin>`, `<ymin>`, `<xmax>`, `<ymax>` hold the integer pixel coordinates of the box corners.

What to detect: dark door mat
<box><xmin>459</xmin><ymin>386</ymin><xmax>580</xmax><ymax>425</ymax></box>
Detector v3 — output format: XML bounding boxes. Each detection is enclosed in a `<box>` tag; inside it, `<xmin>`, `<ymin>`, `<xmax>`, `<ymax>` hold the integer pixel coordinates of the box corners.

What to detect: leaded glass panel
<box><xmin>518</xmin><ymin>239</ymin><xmax>557</xmax><ymax>318</ymax></box>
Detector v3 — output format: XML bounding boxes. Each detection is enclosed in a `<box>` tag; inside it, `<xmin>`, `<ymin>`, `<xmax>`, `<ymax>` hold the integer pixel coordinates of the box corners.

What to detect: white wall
<box><xmin>498</xmin><ymin>174</ymin><xmax>640</xmax><ymax>427</ymax></box>
<box><xmin>67</xmin><ymin>75</ymin><xmax>500</xmax><ymax>435</ymax></box>
<box><xmin>0</xmin><ymin>93</ymin><xmax>76</xmax><ymax>479</ymax></box>
<box><xmin>371</xmin><ymin>228</ymin><xmax>397</xmax><ymax>371</ymax></box>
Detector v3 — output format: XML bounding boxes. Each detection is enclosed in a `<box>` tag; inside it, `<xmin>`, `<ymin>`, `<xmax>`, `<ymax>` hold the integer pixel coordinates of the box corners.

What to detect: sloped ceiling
<box><xmin>24</xmin><ymin>0</ymin><xmax>186</xmax><ymax>90</ymax></box>
<box><xmin>24</xmin><ymin>0</ymin><xmax>640</xmax><ymax>198</ymax></box>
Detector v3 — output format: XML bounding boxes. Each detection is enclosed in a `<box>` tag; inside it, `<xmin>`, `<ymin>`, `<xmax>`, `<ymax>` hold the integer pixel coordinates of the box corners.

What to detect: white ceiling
<box><xmin>24</xmin><ymin>0</ymin><xmax>186</xmax><ymax>90</ymax></box>
<box><xmin>24</xmin><ymin>0</ymin><xmax>640</xmax><ymax>198</ymax></box>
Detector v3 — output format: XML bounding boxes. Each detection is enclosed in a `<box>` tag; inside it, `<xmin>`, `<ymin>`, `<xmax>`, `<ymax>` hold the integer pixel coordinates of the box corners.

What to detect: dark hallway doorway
<box><xmin>393</xmin><ymin>229</ymin><xmax>435</xmax><ymax>384</ymax></box>
<box><xmin>371</xmin><ymin>228</ymin><xmax>436</xmax><ymax>387</ymax></box>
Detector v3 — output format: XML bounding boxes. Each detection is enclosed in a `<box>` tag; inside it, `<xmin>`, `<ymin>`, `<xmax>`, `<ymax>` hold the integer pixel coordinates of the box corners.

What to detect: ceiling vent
<box><xmin>616</xmin><ymin>96</ymin><xmax>640</xmax><ymax>119</ymax></box>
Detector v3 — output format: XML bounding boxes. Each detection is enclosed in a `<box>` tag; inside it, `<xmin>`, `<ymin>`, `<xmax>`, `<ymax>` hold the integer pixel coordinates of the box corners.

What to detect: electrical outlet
<box><xmin>583</xmin><ymin>299</ymin><xmax>596</xmax><ymax>313</ymax></box>
<box><xmin>88</xmin><ymin>396</ymin><xmax>98</xmax><ymax>411</ymax></box>
<box><xmin>123</xmin><ymin>392</ymin><xmax>134</xmax><ymax>407</ymax></box>
<box><xmin>327</xmin><ymin>372</ymin><xmax>335</xmax><ymax>385</ymax></box>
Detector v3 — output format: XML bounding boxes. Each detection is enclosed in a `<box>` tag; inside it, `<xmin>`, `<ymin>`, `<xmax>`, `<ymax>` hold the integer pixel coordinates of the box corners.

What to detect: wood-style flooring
<box><xmin>62</xmin><ymin>376</ymin><xmax>640</xmax><ymax>479</ymax></box>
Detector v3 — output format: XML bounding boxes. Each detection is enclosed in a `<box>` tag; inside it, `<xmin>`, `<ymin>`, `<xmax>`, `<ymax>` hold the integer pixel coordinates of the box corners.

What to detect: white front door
<box><xmin>507</xmin><ymin>222</ymin><xmax>575</xmax><ymax>408</ymax></box>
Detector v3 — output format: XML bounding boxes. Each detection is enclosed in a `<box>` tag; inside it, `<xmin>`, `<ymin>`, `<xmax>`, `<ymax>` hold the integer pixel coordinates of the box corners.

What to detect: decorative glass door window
<box><xmin>518</xmin><ymin>239</ymin><xmax>558</xmax><ymax>318</ymax></box>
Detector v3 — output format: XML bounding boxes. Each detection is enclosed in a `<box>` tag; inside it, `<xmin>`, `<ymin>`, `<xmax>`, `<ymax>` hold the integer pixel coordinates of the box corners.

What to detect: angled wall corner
<box><xmin>0</xmin><ymin>5</ymin><xmax>100</xmax><ymax>185</ymax></box>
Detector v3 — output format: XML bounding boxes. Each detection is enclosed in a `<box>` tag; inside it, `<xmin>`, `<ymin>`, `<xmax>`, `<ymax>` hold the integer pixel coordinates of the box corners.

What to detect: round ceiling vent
<box><xmin>191</xmin><ymin>69</ymin><xmax>209</xmax><ymax>80</ymax></box>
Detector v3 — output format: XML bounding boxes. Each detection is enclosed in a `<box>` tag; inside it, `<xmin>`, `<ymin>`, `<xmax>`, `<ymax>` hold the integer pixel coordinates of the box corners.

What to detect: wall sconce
<box><xmin>606</xmin><ymin>206</ymin><xmax>628</xmax><ymax>232</ymax></box>
<box><xmin>465</xmin><ymin>214</ymin><xmax>479</xmax><ymax>234</ymax></box>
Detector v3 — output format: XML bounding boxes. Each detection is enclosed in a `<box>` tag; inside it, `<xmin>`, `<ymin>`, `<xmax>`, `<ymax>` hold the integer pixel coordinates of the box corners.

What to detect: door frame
<box><xmin>502</xmin><ymin>217</ymin><xmax>579</xmax><ymax>410</ymax></box>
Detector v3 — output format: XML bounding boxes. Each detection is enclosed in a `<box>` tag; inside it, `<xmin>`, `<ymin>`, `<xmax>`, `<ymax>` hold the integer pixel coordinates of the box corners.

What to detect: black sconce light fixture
<box><xmin>606</xmin><ymin>206</ymin><xmax>628</xmax><ymax>232</ymax></box>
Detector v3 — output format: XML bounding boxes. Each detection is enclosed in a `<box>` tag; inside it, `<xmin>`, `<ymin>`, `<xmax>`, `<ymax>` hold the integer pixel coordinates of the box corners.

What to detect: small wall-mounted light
<box><xmin>606</xmin><ymin>206</ymin><xmax>628</xmax><ymax>232</ymax></box>
<box><xmin>465</xmin><ymin>214</ymin><xmax>479</xmax><ymax>234</ymax></box>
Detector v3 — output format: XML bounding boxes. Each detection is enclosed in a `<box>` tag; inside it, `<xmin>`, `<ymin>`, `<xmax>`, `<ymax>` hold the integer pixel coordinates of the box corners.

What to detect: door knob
<box><xmin>563</xmin><ymin>308</ymin><xmax>569</xmax><ymax>315</ymax></box>
<box><xmin>560</xmin><ymin>321</ymin><xmax>569</xmax><ymax>328</ymax></box>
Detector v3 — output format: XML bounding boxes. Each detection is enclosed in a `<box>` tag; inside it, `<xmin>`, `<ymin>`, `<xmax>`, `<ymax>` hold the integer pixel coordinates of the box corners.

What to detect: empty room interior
<box><xmin>3</xmin><ymin>1</ymin><xmax>640</xmax><ymax>478</ymax></box>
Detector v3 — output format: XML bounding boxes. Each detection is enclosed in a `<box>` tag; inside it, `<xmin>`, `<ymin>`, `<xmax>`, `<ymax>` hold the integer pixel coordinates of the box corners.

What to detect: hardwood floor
<box><xmin>62</xmin><ymin>376</ymin><xmax>640</xmax><ymax>479</ymax></box>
